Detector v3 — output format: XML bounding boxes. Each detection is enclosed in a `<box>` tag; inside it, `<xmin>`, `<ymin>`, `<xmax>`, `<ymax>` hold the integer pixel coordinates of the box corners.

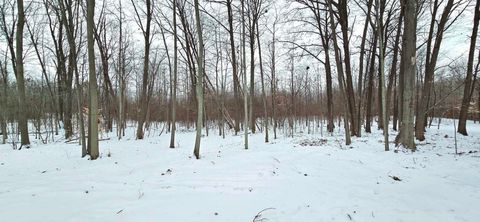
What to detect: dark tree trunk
<box><xmin>458</xmin><ymin>0</ymin><xmax>480</xmax><ymax>135</ymax></box>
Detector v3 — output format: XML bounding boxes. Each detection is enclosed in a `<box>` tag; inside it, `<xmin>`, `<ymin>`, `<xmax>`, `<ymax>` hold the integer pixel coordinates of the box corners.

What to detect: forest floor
<box><xmin>1</xmin><ymin>119</ymin><xmax>479</xmax><ymax>222</ymax></box>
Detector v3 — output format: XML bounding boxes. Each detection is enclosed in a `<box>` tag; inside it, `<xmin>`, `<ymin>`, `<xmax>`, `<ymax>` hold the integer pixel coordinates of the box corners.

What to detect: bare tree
<box><xmin>87</xmin><ymin>0</ymin><xmax>99</xmax><ymax>159</ymax></box>
<box><xmin>256</xmin><ymin>14</ymin><xmax>268</xmax><ymax>142</ymax></box>
<box><xmin>458</xmin><ymin>0</ymin><xmax>480</xmax><ymax>135</ymax></box>
<box><xmin>193</xmin><ymin>0</ymin><xmax>205</xmax><ymax>159</ymax></box>
<box><xmin>0</xmin><ymin>52</ymin><xmax>8</xmax><ymax>144</ymax></box>
<box><xmin>131</xmin><ymin>0</ymin><xmax>154</xmax><ymax>139</ymax></box>
<box><xmin>415</xmin><ymin>0</ymin><xmax>466</xmax><ymax>141</ymax></box>
<box><xmin>376</xmin><ymin>0</ymin><xmax>388</xmax><ymax>151</ymax></box>
<box><xmin>16</xmin><ymin>0</ymin><xmax>30</xmax><ymax>146</ymax></box>
<box><xmin>328</xmin><ymin>1</ymin><xmax>351</xmax><ymax>145</ymax></box>
<box><xmin>242</xmin><ymin>0</ymin><xmax>249</xmax><ymax>149</ymax></box>
<box><xmin>396</xmin><ymin>0</ymin><xmax>416</xmax><ymax>150</ymax></box>
<box><xmin>170</xmin><ymin>0</ymin><xmax>179</xmax><ymax>148</ymax></box>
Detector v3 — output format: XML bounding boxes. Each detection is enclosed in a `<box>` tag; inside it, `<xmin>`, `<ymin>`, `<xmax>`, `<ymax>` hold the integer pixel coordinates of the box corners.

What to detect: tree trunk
<box><xmin>365</xmin><ymin>33</ymin><xmax>378</xmax><ymax>133</ymax></box>
<box><xmin>242</xmin><ymin>0</ymin><xmax>249</xmax><ymax>149</ymax></box>
<box><xmin>75</xmin><ymin>62</ymin><xmax>87</xmax><ymax>157</ymax></box>
<box><xmin>396</xmin><ymin>0</ymin><xmax>416</xmax><ymax>150</ymax></box>
<box><xmin>335</xmin><ymin>0</ymin><xmax>357</xmax><ymax>136</ymax></box>
<box><xmin>458</xmin><ymin>0</ymin><xmax>480</xmax><ymax>135</ymax></box>
<box><xmin>271</xmin><ymin>20</ymin><xmax>278</xmax><ymax>139</ymax></box>
<box><xmin>226</xmin><ymin>0</ymin><xmax>241</xmax><ymax>134</ymax></box>
<box><xmin>388</xmin><ymin>7</ymin><xmax>404</xmax><ymax>131</ymax></box>
<box><xmin>0</xmin><ymin>57</ymin><xmax>8</xmax><ymax>144</ymax></box>
<box><xmin>377</xmin><ymin>0</ymin><xmax>389</xmax><ymax>151</ymax></box>
<box><xmin>356</xmin><ymin>0</ymin><xmax>374</xmax><ymax>137</ymax></box>
<box><xmin>170</xmin><ymin>0</ymin><xmax>178</xmax><ymax>148</ymax></box>
<box><xmin>415</xmin><ymin>0</ymin><xmax>455</xmax><ymax>141</ymax></box>
<box><xmin>87</xmin><ymin>0</ymin><xmax>99</xmax><ymax>159</ymax></box>
<box><xmin>256</xmin><ymin>22</ymin><xmax>268</xmax><ymax>143</ymax></box>
<box><xmin>328</xmin><ymin>2</ymin><xmax>351</xmax><ymax>145</ymax></box>
<box><xmin>193</xmin><ymin>0</ymin><xmax>205</xmax><ymax>159</ymax></box>
<box><xmin>135</xmin><ymin>0</ymin><xmax>152</xmax><ymax>140</ymax></box>
<box><xmin>249</xmin><ymin>21</ymin><xmax>256</xmax><ymax>134</ymax></box>
<box><xmin>16</xmin><ymin>0</ymin><xmax>30</xmax><ymax>146</ymax></box>
<box><xmin>317</xmin><ymin>4</ymin><xmax>335</xmax><ymax>133</ymax></box>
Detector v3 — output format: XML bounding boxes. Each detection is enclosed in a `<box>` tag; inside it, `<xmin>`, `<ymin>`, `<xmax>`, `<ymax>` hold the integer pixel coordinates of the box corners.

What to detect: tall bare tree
<box><xmin>242</xmin><ymin>0</ymin><xmax>249</xmax><ymax>149</ymax></box>
<box><xmin>396</xmin><ymin>0</ymin><xmax>416</xmax><ymax>150</ymax></box>
<box><xmin>458</xmin><ymin>0</ymin><xmax>480</xmax><ymax>135</ymax></box>
<box><xmin>193</xmin><ymin>0</ymin><xmax>205</xmax><ymax>159</ymax></box>
<box><xmin>170</xmin><ymin>0</ymin><xmax>179</xmax><ymax>148</ymax></box>
<box><xmin>87</xmin><ymin>0</ymin><xmax>99</xmax><ymax>159</ymax></box>
<box><xmin>132</xmin><ymin>0</ymin><xmax>154</xmax><ymax>139</ymax></box>
<box><xmin>415</xmin><ymin>0</ymin><xmax>465</xmax><ymax>141</ymax></box>
<box><xmin>16</xmin><ymin>0</ymin><xmax>30</xmax><ymax>146</ymax></box>
<box><xmin>376</xmin><ymin>0</ymin><xmax>389</xmax><ymax>151</ymax></box>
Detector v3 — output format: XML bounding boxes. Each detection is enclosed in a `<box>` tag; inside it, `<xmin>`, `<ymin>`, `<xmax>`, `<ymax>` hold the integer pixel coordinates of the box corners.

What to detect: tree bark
<box><xmin>87</xmin><ymin>0</ymin><xmax>99</xmax><ymax>159</ymax></box>
<box><xmin>396</xmin><ymin>0</ymin><xmax>416</xmax><ymax>150</ymax></box>
<box><xmin>193</xmin><ymin>0</ymin><xmax>205</xmax><ymax>159</ymax></box>
<box><xmin>16</xmin><ymin>0</ymin><xmax>30</xmax><ymax>146</ymax></box>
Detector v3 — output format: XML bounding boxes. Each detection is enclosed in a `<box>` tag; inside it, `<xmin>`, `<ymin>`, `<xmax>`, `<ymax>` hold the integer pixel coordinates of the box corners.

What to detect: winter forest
<box><xmin>1</xmin><ymin>0</ymin><xmax>479</xmax><ymax>221</ymax></box>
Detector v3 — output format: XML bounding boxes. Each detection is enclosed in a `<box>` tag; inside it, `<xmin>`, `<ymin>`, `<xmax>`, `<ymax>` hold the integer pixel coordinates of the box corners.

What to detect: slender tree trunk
<box><xmin>335</xmin><ymin>0</ymin><xmax>357</xmax><ymax>136</ymax></box>
<box><xmin>0</xmin><ymin>57</ymin><xmax>8</xmax><ymax>144</ymax></box>
<box><xmin>242</xmin><ymin>0</ymin><xmax>249</xmax><ymax>149</ymax></box>
<box><xmin>365</xmin><ymin>33</ymin><xmax>377</xmax><ymax>133</ymax></box>
<box><xmin>193</xmin><ymin>0</ymin><xmax>205</xmax><ymax>159</ymax></box>
<box><xmin>87</xmin><ymin>0</ymin><xmax>99</xmax><ymax>159</ymax></box>
<box><xmin>58</xmin><ymin>0</ymin><xmax>77</xmax><ymax>140</ymax></box>
<box><xmin>328</xmin><ymin>2</ymin><xmax>351</xmax><ymax>145</ymax></box>
<box><xmin>135</xmin><ymin>0</ymin><xmax>152</xmax><ymax>140</ymax></box>
<box><xmin>75</xmin><ymin>63</ymin><xmax>86</xmax><ymax>157</ymax></box>
<box><xmin>415</xmin><ymin>0</ymin><xmax>455</xmax><ymax>141</ymax></box>
<box><xmin>388</xmin><ymin>7</ymin><xmax>404</xmax><ymax>131</ymax></box>
<box><xmin>271</xmin><ymin>22</ymin><xmax>277</xmax><ymax>139</ymax></box>
<box><xmin>249</xmin><ymin>22</ymin><xmax>256</xmax><ymax>134</ymax></box>
<box><xmin>377</xmin><ymin>0</ymin><xmax>389</xmax><ymax>151</ymax></box>
<box><xmin>458</xmin><ymin>0</ymin><xmax>480</xmax><ymax>135</ymax></box>
<box><xmin>16</xmin><ymin>0</ymin><xmax>30</xmax><ymax>146</ymax></box>
<box><xmin>226</xmin><ymin>0</ymin><xmax>241</xmax><ymax>134</ymax></box>
<box><xmin>356</xmin><ymin>0</ymin><xmax>373</xmax><ymax>136</ymax></box>
<box><xmin>256</xmin><ymin>22</ymin><xmax>268</xmax><ymax>143</ymax></box>
<box><xmin>170</xmin><ymin>0</ymin><xmax>178</xmax><ymax>148</ymax></box>
<box><xmin>117</xmin><ymin>0</ymin><xmax>125</xmax><ymax>140</ymax></box>
<box><xmin>317</xmin><ymin>5</ymin><xmax>335</xmax><ymax>133</ymax></box>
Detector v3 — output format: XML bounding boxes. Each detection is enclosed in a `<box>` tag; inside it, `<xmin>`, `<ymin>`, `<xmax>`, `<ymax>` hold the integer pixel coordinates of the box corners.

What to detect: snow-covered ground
<box><xmin>1</xmin><ymin>120</ymin><xmax>479</xmax><ymax>222</ymax></box>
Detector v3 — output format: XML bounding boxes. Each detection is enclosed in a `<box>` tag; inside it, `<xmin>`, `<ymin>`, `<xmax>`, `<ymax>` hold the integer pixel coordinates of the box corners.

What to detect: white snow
<box><xmin>1</xmin><ymin>120</ymin><xmax>479</xmax><ymax>222</ymax></box>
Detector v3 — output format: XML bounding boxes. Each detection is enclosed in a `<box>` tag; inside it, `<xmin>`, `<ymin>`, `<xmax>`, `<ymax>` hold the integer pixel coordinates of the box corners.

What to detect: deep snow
<box><xmin>1</xmin><ymin>120</ymin><xmax>479</xmax><ymax>222</ymax></box>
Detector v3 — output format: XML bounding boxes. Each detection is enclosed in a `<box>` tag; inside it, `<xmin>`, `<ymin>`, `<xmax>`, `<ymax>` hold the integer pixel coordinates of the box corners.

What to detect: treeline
<box><xmin>0</xmin><ymin>0</ymin><xmax>479</xmax><ymax>158</ymax></box>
